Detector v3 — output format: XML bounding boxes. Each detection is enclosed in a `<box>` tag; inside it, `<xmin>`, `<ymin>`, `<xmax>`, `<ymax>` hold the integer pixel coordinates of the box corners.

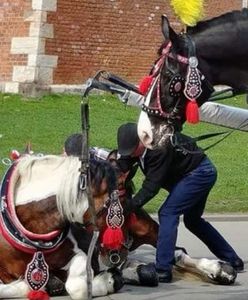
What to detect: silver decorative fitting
<box><xmin>189</xmin><ymin>56</ymin><xmax>198</xmax><ymax>68</ymax></box>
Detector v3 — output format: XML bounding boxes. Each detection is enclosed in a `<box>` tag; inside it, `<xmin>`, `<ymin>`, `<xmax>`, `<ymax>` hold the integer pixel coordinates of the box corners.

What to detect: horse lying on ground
<box><xmin>0</xmin><ymin>151</ymin><xmax>237</xmax><ymax>299</ymax></box>
<box><xmin>137</xmin><ymin>9</ymin><xmax>248</xmax><ymax>149</ymax></box>
<box><xmin>64</xmin><ymin>148</ymin><xmax>237</xmax><ymax>290</ymax></box>
<box><xmin>0</xmin><ymin>154</ymin><xmax>124</xmax><ymax>299</ymax></box>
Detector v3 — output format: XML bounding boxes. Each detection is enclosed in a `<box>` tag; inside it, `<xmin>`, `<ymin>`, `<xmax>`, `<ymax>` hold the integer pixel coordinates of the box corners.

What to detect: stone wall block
<box><xmin>11</xmin><ymin>37</ymin><xmax>46</xmax><ymax>55</ymax></box>
<box><xmin>12</xmin><ymin>66</ymin><xmax>37</xmax><ymax>83</ymax></box>
<box><xmin>24</xmin><ymin>10</ymin><xmax>47</xmax><ymax>22</ymax></box>
<box><xmin>28</xmin><ymin>55</ymin><xmax>58</xmax><ymax>67</ymax></box>
<box><xmin>37</xmin><ymin>67</ymin><xmax>54</xmax><ymax>84</ymax></box>
<box><xmin>4</xmin><ymin>82</ymin><xmax>21</xmax><ymax>94</ymax></box>
<box><xmin>32</xmin><ymin>0</ymin><xmax>57</xmax><ymax>12</ymax></box>
<box><xmin>29</xmin><ymin>22</ymin><xmax>54</xmax><ymax>38</ymax></box>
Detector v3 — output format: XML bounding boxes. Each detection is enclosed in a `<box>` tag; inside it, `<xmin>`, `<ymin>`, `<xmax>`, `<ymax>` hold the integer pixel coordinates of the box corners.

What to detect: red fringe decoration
<box><xmin>186</xmin><ymin>99</ymin><xmax>199</xmax><ymax>124</ymax></box>
<box><xmin>101</xmin><ymin>227</ymin><xmax>124</xmax><ymax>250</ymax></box>
<box><xmin>139</xmin><ymin>75</ymin><xmax>153</xmax><ymax>95</ymax></box>
<box><xmin>27</xmin><ymin>290</ymin><xmax>50</xmax><ymax>300</ymax></box>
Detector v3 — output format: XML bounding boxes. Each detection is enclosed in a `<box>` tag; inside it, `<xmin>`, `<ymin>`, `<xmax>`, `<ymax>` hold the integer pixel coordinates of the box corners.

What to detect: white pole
<box><xmin>242</xmin><ymin>0</ymin><xmax>248</xmax><ymax>8</ymax></box>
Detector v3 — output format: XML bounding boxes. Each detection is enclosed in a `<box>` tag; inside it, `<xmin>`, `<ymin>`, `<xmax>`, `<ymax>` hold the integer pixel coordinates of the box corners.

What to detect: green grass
<box><xmin>1</xmin><ymin>92</ymin><xmax>248</xmax><ymax>213</ymax></box>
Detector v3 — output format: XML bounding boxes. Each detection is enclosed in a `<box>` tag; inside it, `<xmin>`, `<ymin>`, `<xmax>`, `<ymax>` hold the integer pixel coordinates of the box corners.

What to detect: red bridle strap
<box><xmin>141</xmin><ymin>41</ymin><xmax>190</xmax><ymax>120</ymax></box>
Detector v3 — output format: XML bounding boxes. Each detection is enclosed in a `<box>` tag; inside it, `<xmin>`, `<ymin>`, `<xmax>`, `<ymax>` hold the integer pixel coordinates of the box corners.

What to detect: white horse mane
<box><xmin>15</xmin><ymin>155</ymin><xmax>89</xmax><ymax>223</ymax></box>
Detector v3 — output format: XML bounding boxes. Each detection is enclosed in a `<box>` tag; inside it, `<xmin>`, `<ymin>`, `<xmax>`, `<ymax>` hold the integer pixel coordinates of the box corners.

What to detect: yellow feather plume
<box><xmin>170</xmin><ymin>0</ymin><xmax>204</xmax><ymax>26</ymax></box>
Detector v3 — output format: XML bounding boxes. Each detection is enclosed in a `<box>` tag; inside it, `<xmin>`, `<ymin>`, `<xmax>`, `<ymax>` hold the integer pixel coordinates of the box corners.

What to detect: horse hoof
<box><xmin>209</xmin><ymin>261</ymin><xmax>237</xmax><ymax>285</ymax></box>
<box><xmin>107</xmin><ymin>267</ymin><xmax>125</xmax><ymax>292</ymax></box>
<box><xmin>136</xmin><ymin>263</ymin><xmax>159</xmax><ymax>287</ymax></box>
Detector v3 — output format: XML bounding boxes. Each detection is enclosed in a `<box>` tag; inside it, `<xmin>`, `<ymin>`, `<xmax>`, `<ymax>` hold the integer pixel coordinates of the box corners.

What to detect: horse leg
<box><xmin>92</xmin><ymin>268</ymin><xmax>123</xmax><ymax>297</ymax></box>
<box><xmin>174</xmin><ymin>249</ymin><xmax>237</xmax><ymax>285</ymax></box>
<box><xmin>65</xmin><ymin>251</ymin><xmax>92</xmax><ymax>300</ymax></box>
<box><xmin>121</xmin><ymin>259</ymin><xmax>159</xmax><ymax>287</ymax></box>
<box><xmin>65</xmin><ymin>251</ymin><xmax>123</xmax><ymax>300</ymax></box>
<box><xmin>0</xmin><ymin>280</ymin><xmax>29</xmax><ymax>298</ymax></box>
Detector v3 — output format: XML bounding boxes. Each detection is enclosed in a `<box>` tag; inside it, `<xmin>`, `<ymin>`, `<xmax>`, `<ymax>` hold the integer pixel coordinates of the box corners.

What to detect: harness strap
<box><xmin>0</xmin><ymin>163</ymin><xmax>68</xmax><ymax>254</ymax></box>
<box><xmin>102</xmin><ymin>71</ymin><xmax>139</xmax><ymax>93</ymax></box>
<box><xmin>172</xmin><ymin>117</ymin><xmax>248</xmax><ymax>154</ymax></box>
<box><xmin>80</xmin><ymin>98</ymin><xmax>99</xmax><ymax>300</ymax></box>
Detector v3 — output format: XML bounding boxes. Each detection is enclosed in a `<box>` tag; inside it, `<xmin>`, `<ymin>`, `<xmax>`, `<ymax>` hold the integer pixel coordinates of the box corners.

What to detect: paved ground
<box><xmin>16</xmin><ymin>214</ymin><xmax>248</xmax><ymax>300</ymax></box>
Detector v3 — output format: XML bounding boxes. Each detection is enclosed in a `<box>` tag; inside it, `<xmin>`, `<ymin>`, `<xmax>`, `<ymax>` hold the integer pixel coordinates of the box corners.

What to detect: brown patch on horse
<box><xmin>15</xmin><ymin>196</ymin><xmax>64</xmax><ymax>234</ymax></box>
<box><xmin>0</xmin><ymin>235</ymin><xmax>75</xmax><ymax>284</ymax></box>
<box><xmin>0</xmin><ymin>235</ymin><xmax>35</xmax><ymax>283</ymax></box>
<box><xmin>127</xmin><ymin>209</ymin><xmax>158</xmax><ymax>251</ymax></box>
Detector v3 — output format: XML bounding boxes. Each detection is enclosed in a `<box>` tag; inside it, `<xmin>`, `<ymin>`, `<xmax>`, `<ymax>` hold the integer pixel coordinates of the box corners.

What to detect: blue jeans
<box><xmin>156</xmin><ymin>157</ymin><xmax>240</xmax><ymax>271</ymax></box>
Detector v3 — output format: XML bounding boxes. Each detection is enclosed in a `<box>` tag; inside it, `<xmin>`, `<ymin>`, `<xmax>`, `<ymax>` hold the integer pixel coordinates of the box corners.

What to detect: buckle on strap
<box><xmin>79</xmin><ymin>173</ymin><xmax>87</xmax><ymax>191</ymax></box>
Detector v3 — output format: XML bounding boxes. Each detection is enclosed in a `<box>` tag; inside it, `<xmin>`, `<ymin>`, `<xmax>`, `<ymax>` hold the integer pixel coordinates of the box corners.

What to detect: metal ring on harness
<box><xmin>109</xmin><ymin>250</ymin><xmax>122</xmax><ymax>265</ymax></box>
<box><xmin>1</xmin><ymin>158</ymin><xmax>12</xmax><ymax>166</ymax></box>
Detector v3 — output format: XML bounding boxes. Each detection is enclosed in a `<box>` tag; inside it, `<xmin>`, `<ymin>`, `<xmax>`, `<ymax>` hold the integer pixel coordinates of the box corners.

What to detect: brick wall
<box><xmin>46</xmin><ymin>0</ymin><xmax>180</xmax><ymax>85</ymax></box>
<box><xmin>0</xmin><ymin>0</ymin><xmax>31</xmax><ymax>83</ymax></box>
<box><xmin>0</xmin><ymin>0</ymin><xmax>244</xmax><ymax>94</ymax></box>
<box><xmin>205</xmin><ymin>0</ymin><xmax>241</xmax><ymax>18</ymax></box>
<box><xmin>46</xmin><ymin>0</ymin><xmax>243</xmax><ymax>85</ymax></box>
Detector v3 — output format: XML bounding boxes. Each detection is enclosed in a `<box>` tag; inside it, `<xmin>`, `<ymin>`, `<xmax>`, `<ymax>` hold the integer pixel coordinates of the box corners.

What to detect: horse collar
<box><xmin>0</xmin><ymin>163</ymin><xmax>68</xmax><ymax>254</ymax></box>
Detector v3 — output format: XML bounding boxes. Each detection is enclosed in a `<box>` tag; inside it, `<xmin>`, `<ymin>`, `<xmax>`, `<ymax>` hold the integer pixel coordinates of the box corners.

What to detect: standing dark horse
<box><xmin>137</xmin><ymin>9</ymin><xmax>248</xmax><ymax>149</ymax></box>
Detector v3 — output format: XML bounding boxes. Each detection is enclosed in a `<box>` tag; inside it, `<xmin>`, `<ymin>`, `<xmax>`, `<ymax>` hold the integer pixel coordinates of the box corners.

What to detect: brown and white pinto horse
<box><xmin>0</xmin><ymin>154</ymin><xmax>123</xmax><ymax>299</ymax></box>
<box><xmin>138</xmin><ymin>10</ymin><xmax>248</xmax><ymax>149</ymax></box>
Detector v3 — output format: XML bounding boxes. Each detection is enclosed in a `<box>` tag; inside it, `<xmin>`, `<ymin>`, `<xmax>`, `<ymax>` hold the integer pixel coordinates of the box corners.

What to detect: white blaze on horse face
<box><xmin>137</xmin><ymin>76</ymin><xmax>159</xmax><ymax>149</ymax></box>
<box><xmin>138</xmin><ymin>111</ymin><xmax>153</xmax><ymax>149</ymax></box>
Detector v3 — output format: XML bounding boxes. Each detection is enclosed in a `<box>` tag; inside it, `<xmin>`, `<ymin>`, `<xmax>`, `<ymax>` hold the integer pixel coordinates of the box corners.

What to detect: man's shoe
<box><xmin>231</xmin><ymin>258</ymin><xmax>244</xmax><ymax>272</ymax></box>
<box><xmin>156</xmin><ymin>269</ymin><xmax>173</xmax><ymax>283</ymax></box>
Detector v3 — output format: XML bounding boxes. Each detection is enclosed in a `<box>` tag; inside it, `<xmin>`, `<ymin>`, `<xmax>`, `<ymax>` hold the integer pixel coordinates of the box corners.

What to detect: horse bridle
<box><xmin>141</xmin><ymin>35</ymin><xmax>206</xmax><ymax>122</ymax></box>
<box><xmin>80</xmin><ymin>193</ymin><xmax>111</xmax><ymax>228</ymax></box>
<box><xmin>141</xmin><ymin>41</ymin><xmax>186</xmax><ymax>120</ymax></box>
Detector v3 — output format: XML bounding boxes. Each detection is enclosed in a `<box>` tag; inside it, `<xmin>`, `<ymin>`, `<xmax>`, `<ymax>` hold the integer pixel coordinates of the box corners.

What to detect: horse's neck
<box><xmin>16</xmin><ymin>196</ymin><xmax>64</xmax><ymax>234</ymax></box>
<box><xmin>193</xmin><ymin>26</ymin><xmax>248</xmax><ymax>90</ymax></box>
<box><xmin>11</xmin><ymin>156</ymin><xmax>69</xmax><ymax>233</ymax></box>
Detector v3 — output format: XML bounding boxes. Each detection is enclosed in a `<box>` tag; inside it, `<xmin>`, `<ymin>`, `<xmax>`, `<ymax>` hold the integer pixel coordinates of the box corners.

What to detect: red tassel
<box><xmin>101</xmin><ymin>227</ymin><xmax>124</xmax><ymax>250</ymax></box>
<box><xmin>139</xmin><ymin>75</ymin><xmax>153</xmax><ymax>95</ymax></box>
<box><xmin>27</xmin><ymin>290</ymin><xmax>50</xmax><ymax>300</ymax></box>
<box><xmin>10</xmin><ymin>149</ymin><xmax>20</xmax><ymax>160</ymax></box>
<box><xmin>186</xmin><ymin>99</ymin><xmax>199</xmax><ymax>124</ymax></box>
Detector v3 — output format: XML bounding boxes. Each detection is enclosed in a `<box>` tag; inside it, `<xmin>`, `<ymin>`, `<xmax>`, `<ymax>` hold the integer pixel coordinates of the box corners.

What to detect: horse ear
<box><xmin>107</xmin><ymin>149</ymin><xmax>118</xmax><ymax>162</ymax></box>
<box><xmin>24</xmin><ymin>142</ymin><xmax>32</xmax><ymax>154</ymax></box>
<box><xmin>161</xmin><ymin>14</ymin><xmax>178</xmax><ymax>43</ymax></box>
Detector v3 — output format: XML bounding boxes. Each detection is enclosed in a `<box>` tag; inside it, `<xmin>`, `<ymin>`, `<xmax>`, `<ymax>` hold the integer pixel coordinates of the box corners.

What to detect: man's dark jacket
<box><xmin>117</xmin><ymin>133</ymin><xmax>206</xmax><ymax>210</ymax></box>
